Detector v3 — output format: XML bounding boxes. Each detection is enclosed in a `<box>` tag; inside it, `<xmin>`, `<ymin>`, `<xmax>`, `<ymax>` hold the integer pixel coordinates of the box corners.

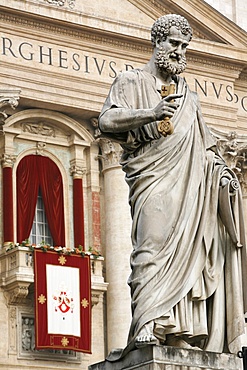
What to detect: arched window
<box><xmin>29</xmin><ymin>189</ymin><xmax>53</xmax><ymax>246</ymax></box>
<box><xmin>16</xmin><ymin>155</ymin><xmax>65</xmax><ymax>246</ymax></box>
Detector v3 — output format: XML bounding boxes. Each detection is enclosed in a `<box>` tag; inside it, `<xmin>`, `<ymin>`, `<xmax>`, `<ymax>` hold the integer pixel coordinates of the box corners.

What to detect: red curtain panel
<box><xmin>3</xmin><ymin>166</ymin><xmax>14</xmax><ymax>242</ymax></box>
<box><xmin>17</xmin><ymin>155</ymin><xmax>65</xmax><ymax>246</ymax></box>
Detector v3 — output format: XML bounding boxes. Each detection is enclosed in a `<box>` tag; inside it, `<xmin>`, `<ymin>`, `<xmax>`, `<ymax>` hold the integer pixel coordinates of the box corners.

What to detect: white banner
<box><xmin>46</xmin><ymin>264</ymin><xmax>80</xmax><ymax>337</ymax></box>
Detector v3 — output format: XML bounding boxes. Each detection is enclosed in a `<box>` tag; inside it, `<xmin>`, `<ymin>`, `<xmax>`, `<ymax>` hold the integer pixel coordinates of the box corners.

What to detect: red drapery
<box><xmin>38</xmin><ymin>157</ymin><xmax>65</xmax><ymax>246</ymax></box>
<box><xmin>17</xmin><ymin>156</ymin><xmax>39</xmax><ymax>243</ymax></box>
<box><xmin>73</xmin><ymin>178</ymin><xmax>85</xmax><ymax>249</ymax></box>
<box><xmin>17</xmin><ymin>155</ymin><xmax>65</xmax><ymax>246</ymax></box>
<box><xmin>3</xmin><ymin>167</ymin><xmax>14</xmax><ymax>242</ymax></box>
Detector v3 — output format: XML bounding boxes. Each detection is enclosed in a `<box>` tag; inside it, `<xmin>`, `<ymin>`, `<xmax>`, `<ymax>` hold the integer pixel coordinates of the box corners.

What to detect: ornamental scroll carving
<box><xmin>211</xmin><ymin>127</ymin><xmax>247</xmax><ymax>194</ymax></box>
<box><xmin>4</xmin><ymin>284</ymin><xmax>31</xmax><ymax>305</ymax></box>
<box><xmin>44</xmin><ymin>0</ymin><xmax>76</xmax><ymax>8</ymax></box>
<box><xmin>0</xmin><ymin>94</ymin><xmax>19</xmax><ymax>131</ymax></box>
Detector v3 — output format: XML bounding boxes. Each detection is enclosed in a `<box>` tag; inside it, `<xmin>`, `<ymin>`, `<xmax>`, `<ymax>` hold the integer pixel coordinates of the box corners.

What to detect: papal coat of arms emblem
<box><xmin>52</xmin><ymin>282</ymin><xmax>74</xmax><ymax>317</ymax></box>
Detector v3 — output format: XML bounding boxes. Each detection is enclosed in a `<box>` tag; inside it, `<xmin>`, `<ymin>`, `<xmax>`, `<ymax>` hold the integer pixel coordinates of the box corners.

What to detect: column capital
<box><xmin>211</xmin><ymin>127</ymin><xmax>247</xmax><ymax>195</ymax></box>
<box><xmin>69</xmin><ymin>163</ymin><xmax>86</xmax><ymax>179</ymax></box>
<box><xmin>90</xmin><ymin>117</ymin><xmax>123</xmax><ymax>172</ymax></box>
<box><xmin>98</xmin><ymin>138</ymin><xmax>123</xmax><ymax>172</ymax></box>
<box><xmin>1</xmin><ymin>154</ymin><xmax>17</xmax><ymax>168</ymax></box>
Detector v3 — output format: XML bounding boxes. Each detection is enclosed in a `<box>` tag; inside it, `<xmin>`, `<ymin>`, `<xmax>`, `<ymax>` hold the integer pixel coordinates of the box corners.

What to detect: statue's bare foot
<box><xmin>165</xmin><ymin>335</ymin><xmax>202</xmax><ymax>350</ymax></box>
<box><xmin>135</xmin><ymin>322</ymin><xmax>158</xmax><ymax>348</ymax></box>
<box><xmin>135</xmin><ymin>333</ymin><xmax>157</xmax><ymax>348</ymax></box>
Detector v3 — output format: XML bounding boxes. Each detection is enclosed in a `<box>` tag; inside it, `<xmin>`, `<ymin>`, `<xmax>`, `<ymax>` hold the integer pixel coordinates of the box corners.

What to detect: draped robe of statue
<box><xmin>99</xmin><ymin>69</ymin><xmax>247</xmax><ymax>360</ymax></box>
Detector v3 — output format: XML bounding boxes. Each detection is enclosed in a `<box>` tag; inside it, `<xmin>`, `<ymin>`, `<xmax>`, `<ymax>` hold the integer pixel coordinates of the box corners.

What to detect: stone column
<box><xmin>98</xmin><ymin>136</ymin><xmax>132</xmax><ymax>353</ymax></box>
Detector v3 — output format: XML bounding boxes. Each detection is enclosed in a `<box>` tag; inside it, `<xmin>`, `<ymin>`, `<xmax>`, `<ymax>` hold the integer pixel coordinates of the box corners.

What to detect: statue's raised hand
<box><xmin>153</xmin><ymin>94</ymin><xmax>183</xmax><ymax>121</ymax></box>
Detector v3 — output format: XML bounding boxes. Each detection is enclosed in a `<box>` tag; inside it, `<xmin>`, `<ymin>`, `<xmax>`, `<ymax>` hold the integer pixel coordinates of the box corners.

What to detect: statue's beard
<box><xmin>155</xmin><ymin>50</ymin><xmax>187</xmax><ymax>75</ymax></box>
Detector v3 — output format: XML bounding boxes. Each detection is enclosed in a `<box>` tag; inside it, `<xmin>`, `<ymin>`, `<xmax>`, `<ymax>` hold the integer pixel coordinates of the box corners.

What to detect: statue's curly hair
<box><xmin>151</xmin><ymin>14</ymin><xmax>193</xmax><ymax>47</ymax></box>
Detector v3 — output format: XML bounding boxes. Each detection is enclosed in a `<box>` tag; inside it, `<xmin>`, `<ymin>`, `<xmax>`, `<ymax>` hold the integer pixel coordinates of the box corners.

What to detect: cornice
<box><xmin>186</xmin><ymin>56</ymin><xmax>242</xmax><ymax>80</ymax></box>
<box><xmin>0</xmin><ymin>9</ymin><xmax>152</xmax><ymax>58</ymax></box>
<box><xmin>187</xmin><ymin>55</ymin><xmax>241</xmax><ymax>72</ymax></box>
<box><xmin>190</xmin><ymin>38</ymin><xmax>247</xmax><ymax>63</ymax></box>
<box><xmin>1</xmin><ymin>8</ymin><xmax>246</xmax><ymax>70</ymax></box>
<box><xmin>0</xmin><ymin>5</ymin><xmax>150</xmax><ymax>40</ymax></box>
<box><xmin>0</xmin><ymin>5</ymin><xmax>246</xmax><ymax>81</ymax></box>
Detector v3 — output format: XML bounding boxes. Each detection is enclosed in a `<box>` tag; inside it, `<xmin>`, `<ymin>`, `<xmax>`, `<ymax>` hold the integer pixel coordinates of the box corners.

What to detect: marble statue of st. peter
<box><xmin>99</xmin><ymin>14</ymin><xmax>247</xmax><ymax>360</ymax></box>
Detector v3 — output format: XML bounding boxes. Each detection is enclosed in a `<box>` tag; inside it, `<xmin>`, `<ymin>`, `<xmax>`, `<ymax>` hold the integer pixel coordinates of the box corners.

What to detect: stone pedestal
<box><xmin>88</xmin><ymin>345</ymin><xmax>243</xmax><ymax>370</ymax></box>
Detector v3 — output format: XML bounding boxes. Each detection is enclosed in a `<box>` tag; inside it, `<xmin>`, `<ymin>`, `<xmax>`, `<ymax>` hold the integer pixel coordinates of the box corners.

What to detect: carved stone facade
<box><xmin>0</xmin><ymin>1</ymin><xmax>246</xmax><ymax>370</ymax></box>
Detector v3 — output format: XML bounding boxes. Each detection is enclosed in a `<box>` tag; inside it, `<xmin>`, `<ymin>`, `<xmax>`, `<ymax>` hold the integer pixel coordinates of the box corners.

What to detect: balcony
<box><xmin>0</xmin><ymin>245</ymin><xmax>107</xmax><ymax>305</ymax></box>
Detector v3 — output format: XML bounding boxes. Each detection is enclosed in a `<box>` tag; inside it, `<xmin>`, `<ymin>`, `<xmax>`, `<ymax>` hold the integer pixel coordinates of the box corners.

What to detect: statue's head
<box><xmin>151</xmin><ymin>14</ymin><xmax>192</xmax><ymax>75</ymax></box>
<box><xmin>151</xmin><ymin>14</ymin><xmax>193</xmax><ymax>47</ymax></box>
